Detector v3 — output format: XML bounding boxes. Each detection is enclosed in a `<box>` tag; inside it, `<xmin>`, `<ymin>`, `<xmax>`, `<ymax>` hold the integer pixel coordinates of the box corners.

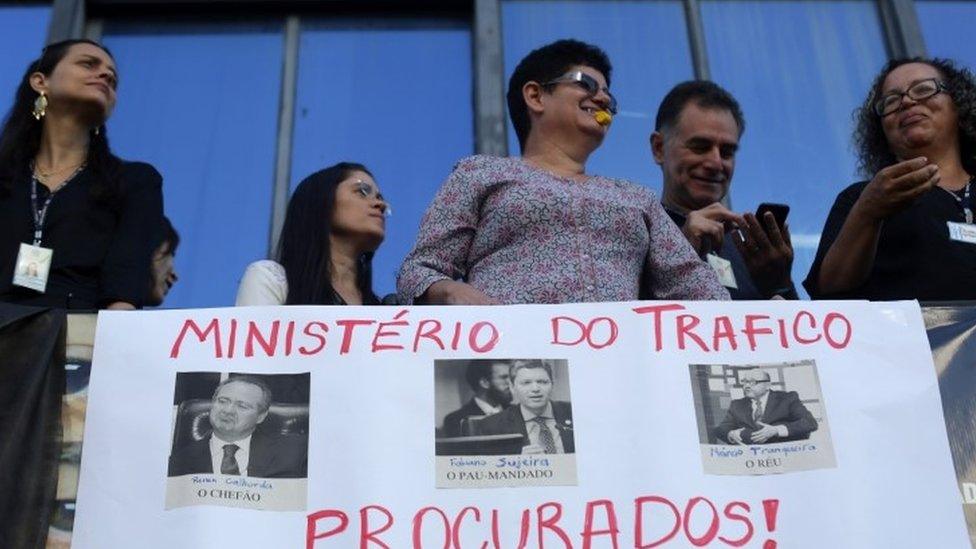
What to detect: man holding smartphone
<box><xmin>650</xmin><ymin>80</ymin><xmax>797</xmax><ymax>300</ymax></box>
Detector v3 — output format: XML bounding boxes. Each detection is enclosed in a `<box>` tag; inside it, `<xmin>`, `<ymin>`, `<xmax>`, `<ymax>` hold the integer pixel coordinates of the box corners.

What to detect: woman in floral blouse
<box><xmin>397</xmin><ymin>39</ymin><xmax>728</xmax><ymax>305</ymax></box>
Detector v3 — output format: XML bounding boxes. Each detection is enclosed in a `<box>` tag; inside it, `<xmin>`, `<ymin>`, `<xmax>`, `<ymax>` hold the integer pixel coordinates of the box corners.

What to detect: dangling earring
<box><xmin>93</xmin><ymin>126</ymin><xmax>100</xmax><ymax>136</ymax></box>
<box><xmin>32</xmin><ymin>92</ymin><xmax>47</xmax><ymax>120</ymax></box>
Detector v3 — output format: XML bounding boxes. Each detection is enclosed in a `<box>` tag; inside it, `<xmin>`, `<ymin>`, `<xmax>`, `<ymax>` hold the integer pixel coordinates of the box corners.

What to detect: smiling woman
<box><xmin>805</xmin><ymin>57</ymin><xmax>976</xmax><ymax>301</ymax></box>
<box><xmin>0</xmin><ymin>39</ymin><xmax>163</xmax><ymax>310</ymax></box>
<box><xmin>235</xmin><ymin>162</ymin><xmax>388</xmax><ymax>306</ymax></box>
<box><xmin>397</xmin><ymin>39</ymin><xmax>728</xmax><ymax>305</ymax></box>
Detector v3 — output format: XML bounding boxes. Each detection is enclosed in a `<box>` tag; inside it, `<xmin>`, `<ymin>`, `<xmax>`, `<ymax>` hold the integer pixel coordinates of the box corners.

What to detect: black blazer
<box><xmin>168</xmin><ymin>431</ymin><xmax>308</xmax><ymax>479</ymax></box>
<box><xmin>477</xmin><ymin>401</ymin><xmax>575</xmax><ymax>453</ymax></box>
<box><xmin>442</xmin><ymin>398</ymin><xmax>489</xmax><ymax>437</ymax></box>
<box><xmin>713</xmin><ymin>390</ymin><xmax>818</xmax><ymax>444</ymax></box>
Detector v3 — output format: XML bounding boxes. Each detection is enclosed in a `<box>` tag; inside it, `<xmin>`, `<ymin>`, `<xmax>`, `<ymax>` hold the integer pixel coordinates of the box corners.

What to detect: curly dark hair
<box><xmin>507</xmin><ymin>39</ymin><xmax>612</xmax><ymax>153</ymax></box>
<box><xmin>0</xmin><ymin>39</ymin><xmax>123</xmax><ymax>203</ymax></box>
<box><xmin>854</xmin><ymin>57</ymin><xmax>976</xmax><ymax>177</ymax></box>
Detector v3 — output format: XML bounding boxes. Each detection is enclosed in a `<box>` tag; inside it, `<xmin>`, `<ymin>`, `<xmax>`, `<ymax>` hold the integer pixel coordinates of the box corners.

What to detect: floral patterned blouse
<box><xmin>397</xmin><ymin>155</ymin><xmax>729</xmax><ymax>304</ymax></box>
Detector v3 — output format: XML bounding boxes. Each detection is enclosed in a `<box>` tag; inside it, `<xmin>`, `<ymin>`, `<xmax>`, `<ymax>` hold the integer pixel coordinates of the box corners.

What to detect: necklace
<box><xmin>33</xmin><ymin>160</ymin><xmax>86</xmax><ymax>183</ymax></box>
<box><xmin>29</xmin><ymin>162</ymin><xmax>86</xmax><ymax>245</ymax></box>
<box><xmin>939</xmin><ymin>177</ymin><xmax>974</xmax><ymax>224</ymax></box>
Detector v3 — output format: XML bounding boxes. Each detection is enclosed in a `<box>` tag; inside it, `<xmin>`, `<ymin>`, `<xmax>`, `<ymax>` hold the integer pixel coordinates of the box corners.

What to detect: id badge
<box><xmin>706</xmin><ymin>253</ymin><xmax>738</xmax><ymax>289</ymax></box>
<box><xmin>947</xmin><ymin>221</ymin><xmax>976</xmax><ymax>245</ymax></box>
<box><xmin>13</xmin><ymin>242</ymin><xmax>53</xmax><ymax>292</ymax></box>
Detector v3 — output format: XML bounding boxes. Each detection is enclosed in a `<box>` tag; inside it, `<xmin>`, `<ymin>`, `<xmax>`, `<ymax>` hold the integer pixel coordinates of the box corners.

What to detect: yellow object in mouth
<box><xmin>594</xmin><ymin>110</ymin><xmax>613</xmax><ymax>126</ymax></box>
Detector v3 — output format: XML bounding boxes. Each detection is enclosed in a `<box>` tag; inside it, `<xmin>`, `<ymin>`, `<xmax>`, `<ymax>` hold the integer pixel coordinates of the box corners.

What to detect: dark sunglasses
<box><xmin>543</xmin><ymin>70</ymin><xmax>618</xmax><ymax>115</ymax></box>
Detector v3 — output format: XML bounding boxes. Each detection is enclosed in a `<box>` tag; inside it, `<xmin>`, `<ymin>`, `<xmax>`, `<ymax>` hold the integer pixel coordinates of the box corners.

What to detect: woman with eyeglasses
<box><xmin>397</xmin><ymin>39</ymin><xmax>727</xmax><ymax>304</ymax></box>
<box><xmin>0</xmin><ymin>39</ymin><xmax>163</xmax><ymax>310</ymax></box>
<box><xmin>235</xmin><ymin>162</ymin><xmax>389</xmax><ymax>306</ymax></box>
<box><xmin>804</xmin><ymin>58</ymin><xmax>976</xmax><ymax>300</ymax></box>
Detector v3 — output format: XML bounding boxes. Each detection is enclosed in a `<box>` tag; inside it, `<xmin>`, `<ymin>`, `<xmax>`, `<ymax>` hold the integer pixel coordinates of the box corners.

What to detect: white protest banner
<box><xmin>73</xmin><ymin>300</ymin><xmax>968</xmax><ymax>548</ymax></box>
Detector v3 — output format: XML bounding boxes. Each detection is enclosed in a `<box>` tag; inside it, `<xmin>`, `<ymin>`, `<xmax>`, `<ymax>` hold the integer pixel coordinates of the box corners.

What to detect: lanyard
<box><xmin>966</xmin><ymin>180</ymin><xmax>974</xmax><ymax>224</ymax></box>
<box><xmin>944</xmin><ymin>178</ymin><xmax>975</xmax><ymax>224</ymax></box>
<box><xmin>29</xmin><ymin>165</ymin><xmax>84</xmax><ymax>245</ymax></box>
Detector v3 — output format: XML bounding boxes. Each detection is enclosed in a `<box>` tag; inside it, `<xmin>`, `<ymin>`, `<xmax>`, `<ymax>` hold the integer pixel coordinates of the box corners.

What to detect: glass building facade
<box><xmin>5</xmin><ymin>0</ymin><xmax>973</xmax><ymax>306</ymax></box>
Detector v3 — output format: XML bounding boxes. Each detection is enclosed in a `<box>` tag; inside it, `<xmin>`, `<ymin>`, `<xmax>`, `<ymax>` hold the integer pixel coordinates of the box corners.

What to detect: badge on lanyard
<box><xmin>707</xmin><ymin>253</ymin><xmax>738</xmax><ymax>289</ymax></box>
<box><xmin>12</xmin><ymin>168</ymin><xmax>81</xmax><ymax>292</ymax></box>
<box><xmin>13</xmin><ymin>242</ymin><xmax>53</xmax><ymax>292</ymax></box>
<box><xmin>947</xmin><ymin>221</ymin><xmax>976</xmax><ymax>245</ymax></box>
<box><xmin>944</xmin><ymin>179</ymin><xmax>974</xmax><ymax>225</ymax></box>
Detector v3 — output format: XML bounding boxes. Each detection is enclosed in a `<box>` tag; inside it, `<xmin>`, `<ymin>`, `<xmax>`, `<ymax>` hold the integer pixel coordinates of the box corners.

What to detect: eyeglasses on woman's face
<box><xmin>874</xmin><ymin>78</ymin><xmax>947</xmax><ymax>117</ymax></box>
<box><xmin>543</xmin><ymin>70</ymin><xmax>618</xmax><ymax>115</ymax></box>
<box><xmin>353</xmin><ymin>179</ymin><xmax>392</xmax><ymax>217</ymax></box>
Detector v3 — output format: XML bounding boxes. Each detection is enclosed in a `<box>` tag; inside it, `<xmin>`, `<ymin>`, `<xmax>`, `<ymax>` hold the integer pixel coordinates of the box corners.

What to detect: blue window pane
<box><xmin>291</xmin><ymin>20</ymin><xmax>473</xmax><ymax>297</ymax></box>
<box><xmin>917</xmin><ymin>1</ymin><xmax>976</xmax><ymax>71</ymax></box>
<box><xmin>103</xmin><ymin>22</ymin><xmax>283</xmax><ymax>308</ymax></box>
<box><xmin>0</xmin><ymin>4</ymin><xmax>51</xmax><ymax>108</ymax></box>
<box><xmin>502</xmin><ymin>0</ymin><xmax>693</xmax><ymax>188</ymax></box>
<box><xmin>702</xmin><ymin>0</ymin><xmax>888</xmax><ymax>297</ymax></box>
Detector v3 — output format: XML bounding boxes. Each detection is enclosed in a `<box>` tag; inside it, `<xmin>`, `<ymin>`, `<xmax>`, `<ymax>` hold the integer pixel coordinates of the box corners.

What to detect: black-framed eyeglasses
<box><xmin>543</xmin><ymin>70</ymin><xmax>618</xmax><ymax>115</ymax></box>
<box><xmin>874</xmin><ymin>78</ymin><xmax>948</xmax><ymax>116</ymax></box>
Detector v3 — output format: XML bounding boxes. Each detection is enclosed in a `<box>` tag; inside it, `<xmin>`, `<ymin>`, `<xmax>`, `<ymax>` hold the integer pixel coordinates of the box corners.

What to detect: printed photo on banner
<box><xmin>164</xmin><ymin>372</ymin><xmax>310</xmax><ymax>511</ymax></box>
<box><xmin>48</xmin><ymin>314</ymin><xmax>97</xmax><ymax>549</ymax></box>
<box><xmin>688</xmin><ymin>360</ymin><xmax>836</xmax><ymax>475</ymax></box>
<box><xmin>433</xmin><ymin>359</ymin><xmax>577</xmax><ymax>488</ymax></box>
<box><xmin>924</xmin><ymin>305</ymin><xmax>976</xmax><ymax>546</ymax></box>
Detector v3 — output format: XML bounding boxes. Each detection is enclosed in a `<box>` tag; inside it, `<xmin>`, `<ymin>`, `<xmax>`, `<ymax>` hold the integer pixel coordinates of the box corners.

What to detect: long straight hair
<box><xmin>0</xmin><ymin>39</ymin><xmax>123</xmax><ymax>203</ymax></box>
<box><xmin>277</xmin><ymin>162</ymin><xmax>379</xmax><ymax>305</ymax></box>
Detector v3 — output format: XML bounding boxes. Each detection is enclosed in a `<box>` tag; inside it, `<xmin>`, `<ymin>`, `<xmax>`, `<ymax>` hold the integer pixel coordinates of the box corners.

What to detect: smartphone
<box><xmin>756</xmin><ymin>203</ymin><xmax>789</xmax><ymax>231</ymax></box>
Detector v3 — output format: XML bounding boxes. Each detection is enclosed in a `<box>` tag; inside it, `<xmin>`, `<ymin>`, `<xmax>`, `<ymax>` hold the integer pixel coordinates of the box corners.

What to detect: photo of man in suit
<box><xmin>477</xmin><ymin>360</ymin><xmax>574</xmax><ymax>454</ymax></box>
<box><xmin>713</xmin><ymin>368</ymin><xmax>818</xmax><ymax>445</ymax></box>
<box><xmin>441</xmin><ymin>360</ymin><xmax>512</xmax><ymax>437</ymax></box>
<box><xmin>168</xmin><ymin>376</ymin><xmax>307</xmax><ymax>478</ymax></box>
